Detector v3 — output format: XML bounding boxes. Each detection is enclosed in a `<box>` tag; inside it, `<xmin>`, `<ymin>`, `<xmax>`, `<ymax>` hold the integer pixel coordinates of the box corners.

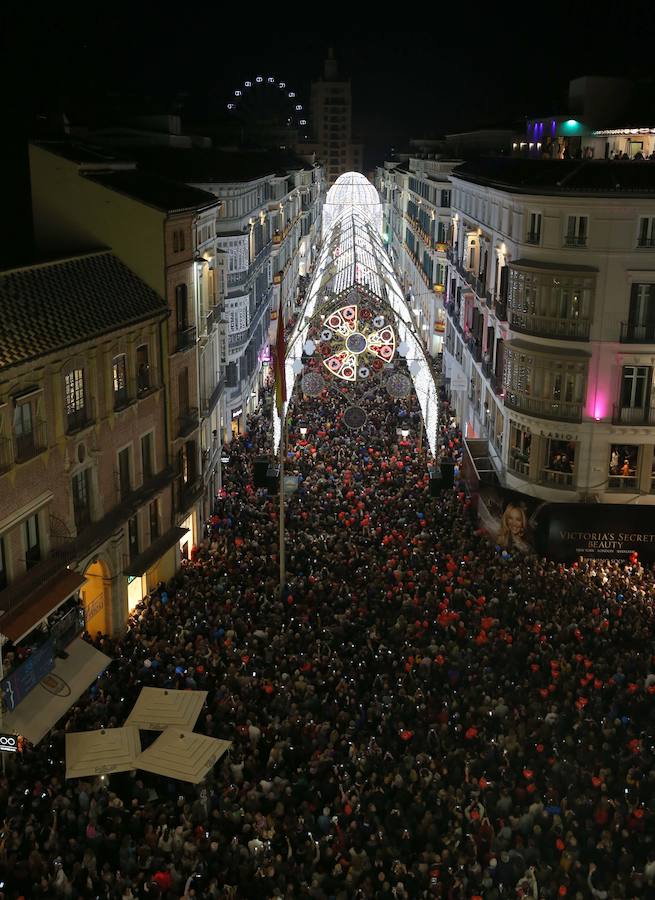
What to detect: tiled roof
<box><xmin>451</xmin><ymin>158</ymin><xmax>655</xmax><ymax>195</ymax></box>
<box><xmin>0</xmin><ymin>251</ymin><xmax>167</xmax><ymax>371</ymax></box>
<box><xmin>84</xmin><ymin>170</ymin><xmax>219</xmax><ymax>213</ymax></box>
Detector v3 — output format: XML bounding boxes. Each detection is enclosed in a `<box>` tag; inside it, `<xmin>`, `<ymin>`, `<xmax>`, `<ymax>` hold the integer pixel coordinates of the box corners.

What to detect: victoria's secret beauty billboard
<box><xmin>540</xmin><ymin>503</ymin><xmax>655</xmax><ymax>562</ymax></box>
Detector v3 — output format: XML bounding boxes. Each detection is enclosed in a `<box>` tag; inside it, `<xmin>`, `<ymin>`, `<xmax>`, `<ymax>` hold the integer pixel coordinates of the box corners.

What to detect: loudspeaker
<box><xmin>266</xmin><ymin>466</ymin><xmax>280</xmax><ymax>494</ymax></box>
<box><xmin>439</xmin><ymin>462</ymin><xmax>455</xmax><ymax>488</ymax></box>
<box><xmin>429</xmin><ymin>473</ymin><xmax>443</xmax><ymax>496</ymax></box>
<box><xmin>253</xmin><ymin>457</ymin><xmax>269</xmax><ymax>488</ymax></box>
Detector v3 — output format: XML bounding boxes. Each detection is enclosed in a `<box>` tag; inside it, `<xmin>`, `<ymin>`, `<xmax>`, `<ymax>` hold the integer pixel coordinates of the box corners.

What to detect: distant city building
<box><xmin>310</xmin><ymin>49</ymin><xmax>363</xmax><ymax>186</ymax></box>
<box><xmin>0</xmin><ymin>250</ymin><xmax>173</xmax><ymax>645</ymax></box>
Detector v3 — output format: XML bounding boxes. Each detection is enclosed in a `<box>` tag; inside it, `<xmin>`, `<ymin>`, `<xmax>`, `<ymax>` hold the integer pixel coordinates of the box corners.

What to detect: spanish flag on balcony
<box><xmin>273</xmin><ymin>298</ymin><xmax>287</xmax><ymax>415</ymax></box>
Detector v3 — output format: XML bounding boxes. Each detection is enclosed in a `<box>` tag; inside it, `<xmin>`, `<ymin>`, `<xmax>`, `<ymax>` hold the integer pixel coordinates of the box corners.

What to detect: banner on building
<box><xmin>539</xmin><ymin>503</ymin><xmax>655</xmax><ymax>563</ymax></box>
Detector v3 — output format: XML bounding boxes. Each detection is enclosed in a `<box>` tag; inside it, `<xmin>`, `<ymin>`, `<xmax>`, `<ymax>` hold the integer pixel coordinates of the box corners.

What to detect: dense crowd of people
<box><xmin>2</xmin><ymin>373</ymin><xmax>655</xmax><ymax>900</ymax></box>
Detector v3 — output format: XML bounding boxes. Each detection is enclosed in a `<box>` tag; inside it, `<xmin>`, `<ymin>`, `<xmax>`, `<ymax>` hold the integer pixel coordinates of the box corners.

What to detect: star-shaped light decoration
<box><xmin>318</xmin><ymin>305</ymin><xmax>395</xmax><ymax>382</ymax></box>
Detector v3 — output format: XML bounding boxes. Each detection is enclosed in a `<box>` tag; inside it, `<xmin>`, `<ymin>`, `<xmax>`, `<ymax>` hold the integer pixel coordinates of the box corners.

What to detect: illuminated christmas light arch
<box><xmin>275</xmin><ymin>197</ymin><xmax>439</xmax><ymax>457</ymax></box>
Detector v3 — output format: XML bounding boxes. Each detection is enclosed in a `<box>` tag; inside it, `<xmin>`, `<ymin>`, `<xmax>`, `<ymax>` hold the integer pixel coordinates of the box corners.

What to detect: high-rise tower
<box><xmin>311</xmin><ymin>49</ymin><xmax>363</xmax><ymax>186</ymax></box>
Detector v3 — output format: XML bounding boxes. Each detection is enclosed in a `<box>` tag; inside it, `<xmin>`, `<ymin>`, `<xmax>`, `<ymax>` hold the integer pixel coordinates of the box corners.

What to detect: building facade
<box><xmin>178</xmin><ymin>159</ymin><xmax>325</xmax><ymax>439</ymax></box>
<box><xmin>0</xmin><ymin>251</ymin><xmax>175</xmax><ymax>647</ymax></box>
<box><xmin>441</xmin><ymin>158</ymin><xmax>655</xmax><ymax>505</ymax></box>
<box><xmin>376</xmin><ymin>157</ymin><xmax>457</xmax><ymax>357</ymax></box>
<box><xmin>29</xmin><ymin>143</ymin><xmax>224</xmax><ymax>531</ymax></box>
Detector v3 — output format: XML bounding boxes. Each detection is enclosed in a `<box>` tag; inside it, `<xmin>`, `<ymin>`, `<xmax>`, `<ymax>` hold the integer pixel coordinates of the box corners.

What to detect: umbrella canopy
<box><xmin>65</xmin><ymin>727</ymin><xmax>141</xmax><ymax>779</ymax></box>
<box><xmin>124</xmin><ymin>687</ymin><xmax>207</xmax><ymax>731</ymax></box>
<box><xmin>134</xmin><ymin>727</ymin><xmax>232</xmax><ymax>784</ymax></box>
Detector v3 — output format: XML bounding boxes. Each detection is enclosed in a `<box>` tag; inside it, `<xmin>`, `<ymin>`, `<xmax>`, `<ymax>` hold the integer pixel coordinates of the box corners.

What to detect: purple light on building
<box><xmin>551</xmin><ymin>120</ymin><xmax>556</xmax><ymax>138</ymax></box>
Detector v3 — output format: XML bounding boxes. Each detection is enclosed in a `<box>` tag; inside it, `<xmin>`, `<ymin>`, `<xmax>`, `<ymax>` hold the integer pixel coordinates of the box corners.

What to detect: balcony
<box><xmin>525</xmin><ymin>231</ymin><xmax>541</xmax><ymax>245</ymax></box>
<box><xmin>137</xmin><ymin>366</ymin><xmax>160</xmax><ymax>397</ymax></box>
<box><xmin>608</xmin><ymin>474</ymin><xmax>639</xmax><ymax>491</ymax></box>
<box><xmin>175</xmin><ymin>474</ymin><xmax>202</xmax><ymax>514</ymax></box>
<box><xmin>466</xmin><ymin>335</ymin><xmax>483</xmax><ymax>363</ymax></box>
<box><xmin>176</xmin><ymin>325</ymin><xmax>197</xmax><ymax>353</ymax></box>
<box><xmin>66</xmin><ymin>405</ymin><xmax>93</xmax><ymax>435</ymax></box>
<box><xmin>620</xmin><ymin>322</ymin><xmax>655</xmax><ymax>343</ymax></box>
<box><xmin>504</xmin><ymin>392</ymin><xmax>583</xmax><ymax>423</ymax></box>
<box><xmin>509</xmin><ymin>311</ymin><xmax>590</xmax><ymax>340</ymax></box>
<box><xmin>494</xmin><ymin>298</ymin><xmax>508</xmax><ymax>321</ymax></box>
<box><xmin>637</xmin><ymin>237</ymin><xmax>655</xmax><ymax>248</ymax></box>
<box><xmin>564</xmin><ymin>235</ymin><xmax>587</xmax><ymax>247</ymax></box>
<box><xmin>539</xmin><ymin>468</ymin><xmax>575</xmax><ymax>489</ymax></box>
<box><xmin>14</xmin><ymin>419</ymin><xmax>48</xmax><ymax>462</ymax></box>
<box><xmin>508</xmin><ymin>455</ymin><xmax>530</xmax><ymax>478</ymax></box>
<box><xmin>482</xmin><ymin>359</ymin><xmax>504</xmax><ymax>396</ymax></box>
<box><xmin>177</xmin><ymin>407</ymin><xmax>199</xmax><ymax>438</ymax></box>
<box><xmin>612</xmin><ymin>404</ymin><xmax>655</xmax><ymax>426</ymax></box>
<box><xmin>113</xmin><ymin>384</ymin><xmax>131</xmax><ymax>411</ymax></box>
<box><xmin>201</xmin><ymin>380</ymin><xmax>224</xmax><ymax>417</ymax></box>
<box><xmin>0</xmin><ymin>435</ymin><xmax>13</xmax><ymax>473</ymax></box>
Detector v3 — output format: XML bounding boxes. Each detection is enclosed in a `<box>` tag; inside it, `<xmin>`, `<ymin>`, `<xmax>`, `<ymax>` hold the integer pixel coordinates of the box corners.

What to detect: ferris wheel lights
<box><xmin>300</xmin><ymin>119</ymin><xmax>307</xmax><ymax>126</ymax></box>
<box><xmin>235</xmin><ymin>90</ymin><xmax>242</xmax><ymax>97</ymax></box>
<box><xmin>268</xmin><ymin>77</ymin><xmax>275</xmax><ymax>83</ymax></box>
<box><xmin>279</xmin><ymin>82</ymin><xmax>286</xmax><ymax>88</ymax></box>
<box><xmin>288</xmin><ymin>92</ymin><xmax>295</xmax><ymax>98</ymax></box>
<box><xmin>244</xmin><ymin>81</ymin><xmax>252</xmax><ymax>87</ymax></box>
<box><xmin>256</xmin><ymin>76</ymin><xmax>263</xmax><ymax>82</ymax></box>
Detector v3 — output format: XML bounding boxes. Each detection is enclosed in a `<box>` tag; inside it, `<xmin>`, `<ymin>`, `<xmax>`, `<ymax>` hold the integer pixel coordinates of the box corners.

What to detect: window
<box><xmin>72</xmin><ymin>468</ymin><xmax>91</xmax><ymax>532</ymax></box>
<box><xmin>541</xmin><ymin>438</ymin><xmax>576</xmax><ymax>488</ymax></box>
<box><xmin>609</xmin><ymin>443</ymin><xmax>639</xmax><ymax>490</ymax></box>
<box><xmin>508</xmin><ymin>422</ymin><xmax>531</xmax><ymax>477</ymax></box>
<box><xmin>149</xmin><ymin>499</ymin><xmax>160</xmax><ymax>541</ymax></box>
<box><xmin>136</xmin><ymin>344</ymin><xmax>151</xmax><ymax>393</ymax></box>
<box><xmin>118</xmin><ymin>447</ymin><xmax>131</xmax><ymax>500</ymax></box>
<box><xmin>112</xmin><ymin>354</ymin><xmax>128</xmax><ymax>409</ymax></box>
<box><xmin>175</xmin><ymin>284</ymin><xmax>188</xmax><ymax>330</ymax></box>
<box><xmin>25</xmin><ymin>514</ymin><xmax>40</xmax><ymax>569</ymax></box>
<box><xmin>14</xmin><ymin>400</ymin><xmax>36</xmax><ymax>460</ymax></box>
<box><xmin>637</xmin><ymin>217</ymin><xmax>655</xmax><ymax>248</ymax></box>
<box><xmin>178</xmin><ymin>368</ymin><xmax>190</xmax><ymax>417</ymax></box>
<box><xmin>141</xmin><ymin>432</ymin><xmax>154</xmax><ymax>482</ymax></box>
<box><xmin>565</xmin><ymin>215</ymin><xmax>588</xmax><ymax>247</ymax></box>
<box><xmin>128</xmin><ymin>515</ymin><xmax>139</xmax><ymax>562</ymax></box>
<box><xmin>620</xmin><ymin>365</ymin><xmax>650</xmax><ymax>409</ymax></box>
<box><xmin>626</xmin><ymin>283</ymin><xmax>655</xmax><ymax>340</ymax></box>
<box><xmin>526</xmin><ymin>212</ymin><xmax>542</xmax><ymax>244</ymax></box>
<box><xmin>172</xmin><ymin>229</ymin><xmax>185</xmax><ymax>253</ymax></box>
<box><xmin>65</xmin><ymin>369</ymin><xmax>87</xmax><ymax>431</ymax></box>
<box><xmin>0</xmin><ymin>537</ymin><xmax>6</xmax><ymax>591</ymax></box>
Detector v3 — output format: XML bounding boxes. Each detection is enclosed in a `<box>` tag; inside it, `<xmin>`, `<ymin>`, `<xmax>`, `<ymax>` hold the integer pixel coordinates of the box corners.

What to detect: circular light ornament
<box><xmin>373</xmin><ymin>315</ymin><xmax>385</xmax><ymax>328</ymax></box>
<box><xmin>358</xmin><ymin>366</ymin><xmax>370</xmax><ymax>379</ymax></box>
<box><xmin>386</xmin><ymin>373</ymin><xmax>412</xmax><ymax>399</ymax></box>
<box><xmin>320</xmin><ymin>328</ymin><xmax>333</xmax><ymax>342</ymax></box>
<box><xmin>301</xmin><ymin>371</ymin><xmax>325</xmax><ymax>396</ymax></box>
<box><xmin>343</xmin><ymin>406</ymin><xmax>368</xmax><ymax>429</ymax></box>
<box><xmin>322</xmin><ymin>305</ymin><xmax>396</xmax><ymax>382</ymax></box>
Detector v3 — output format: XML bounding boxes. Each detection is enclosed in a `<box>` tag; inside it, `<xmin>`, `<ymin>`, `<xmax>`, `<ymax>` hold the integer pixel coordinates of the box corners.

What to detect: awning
<box><xmin>66</xmin><ymin>727</ymin><xmax>141</xmax><ymax>779</ymax></box>
<box><xmin>125</xmin><ymin>687</ymin><xmax>207</xmax><ymax>731</ymax></box>
<box><xmin>134</xmin><ymin>727</ymin><xmax>231</xmax><ymax>783</ymax></box>
<box><xmin>0</xmin><ymin>570</ymin><xmax>86</xmax><ymax>644</ymax></box>
<box><xmin>4</xmin><ymin>637</ymin><xmax>111</xmax><ymax>745</ymax></box>
<box><xmin>124</xmin><ymin>527</ymin><xmax>188</xmax><ymax>577</ymax></box>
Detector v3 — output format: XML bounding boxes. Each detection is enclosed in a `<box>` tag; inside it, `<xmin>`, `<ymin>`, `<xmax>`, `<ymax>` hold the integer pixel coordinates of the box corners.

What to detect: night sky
<box><xmin>1</xmin><ymin>14</ymin><xmax>650</xmax><ymax>267</ymax></box>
